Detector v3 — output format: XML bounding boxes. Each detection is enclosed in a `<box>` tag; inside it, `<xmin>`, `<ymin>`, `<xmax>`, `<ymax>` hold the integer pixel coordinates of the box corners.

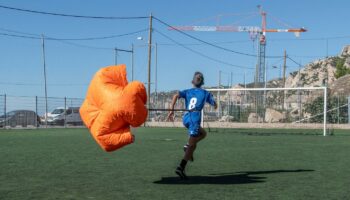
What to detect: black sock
<box><xmin>179</xmin><ymin>159</ymin><xmax>187</xmax><ymax>169</ymax></box>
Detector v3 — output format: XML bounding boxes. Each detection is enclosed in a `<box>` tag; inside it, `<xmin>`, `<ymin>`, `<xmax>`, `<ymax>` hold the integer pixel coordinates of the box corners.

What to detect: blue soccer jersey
<box><xmin>178</xmin><ymin>88</ymin><xmax>216</xmax><ymax>136</ymax></box>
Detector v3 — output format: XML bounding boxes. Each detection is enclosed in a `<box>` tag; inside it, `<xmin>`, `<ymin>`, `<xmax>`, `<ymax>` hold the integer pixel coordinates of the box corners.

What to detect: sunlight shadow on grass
<box><xmin>154</xmin><ymin>169</ymin><xmax>314</xmax><ymax>185</ymax></box>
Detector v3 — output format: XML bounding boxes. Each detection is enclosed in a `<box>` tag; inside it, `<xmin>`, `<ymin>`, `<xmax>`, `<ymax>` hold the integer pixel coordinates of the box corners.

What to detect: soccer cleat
<box><xmin>183</xmin><ymin>144</ymin><xmax>194</xmax><ymax>162</ymax></box>
<box><xmin>175</xmin><ymin>166</ymin><xmax>188</xmax><ymax>180</ymax></box>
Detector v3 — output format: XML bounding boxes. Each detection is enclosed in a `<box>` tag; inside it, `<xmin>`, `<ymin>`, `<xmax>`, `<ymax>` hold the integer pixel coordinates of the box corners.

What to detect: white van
<box><xmin>44</xmin><ymin>107</ymin><xmax>82</xmax><ymax>125</ymax></box>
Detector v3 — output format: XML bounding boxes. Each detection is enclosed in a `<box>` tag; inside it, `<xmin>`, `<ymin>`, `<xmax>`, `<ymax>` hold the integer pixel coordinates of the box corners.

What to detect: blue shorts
<box><xmin>183</xmin><ymin>112</ymin><xmax>201</xmax><ymax>137</ymax></box>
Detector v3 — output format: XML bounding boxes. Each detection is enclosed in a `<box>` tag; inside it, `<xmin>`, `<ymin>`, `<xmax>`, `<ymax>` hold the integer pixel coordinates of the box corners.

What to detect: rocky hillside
<box><xmin>285</xmin><ymin>45</ymin><xmax>350</xmax><ymax>92</ymax></box>
<box><xmin>151</xmin><ymin>45</ymin><xmax>350</xmax><ymax>109</ymax></box>
<box><xmin>330</xmin><ymin>74</ymin><xmax>350</xmax><ymax>96</ymax></box>
<box><xmin>149</xmin><ymin>46</ymin><xmax>350</xmax><ymax>123</ymax></box>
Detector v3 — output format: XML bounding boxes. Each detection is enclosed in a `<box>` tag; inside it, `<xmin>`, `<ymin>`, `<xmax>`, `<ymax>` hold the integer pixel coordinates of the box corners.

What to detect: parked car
<box><xmin>0</xmin><ymin>110</ymin><xmax>41</xmax><ymax>127</ymax></box>
<box><xmin>42</xmin><ymin>107</ymin><xmax>82</xmax><ymax>125</ymax></box>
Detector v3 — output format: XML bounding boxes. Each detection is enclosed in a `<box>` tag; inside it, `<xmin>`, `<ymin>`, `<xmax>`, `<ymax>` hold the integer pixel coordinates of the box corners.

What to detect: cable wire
<box><xmin>0</xmin><ymin>27</ymin><xmax>40</xmax><ymax>36</ymax></box>
<box><xmin>0</xmin><ymin>27</ymin><xmax>148</xmax><ymax>41</ymax></box>
<box><xmin>153</xmin><ymin>16</ymin><xmax>283</xmax><ymax>58</ymax></box>
<box><xmin>0</xmin><ymin>32</ymin><xmax>40</xmax><ymax>39</ymax></box>
<box><xmin>0</xmin><ymin>4</ymin><xmax>148</xmax><ymax>19</ymax></box>
<box><xmin>156</xmin><ymin>39</ymin><xmax>252</xmax><ymax>46</ymax></box>
<box><xmin>0</xmin><ymin>32</ymin><xmax>117</xmax><ymax>50</ymax></box>
<box><xmin>47</xmin><ymin>28</ymin><xmax>148</xmax><ymax>41</ymax></box>
<box><xmin>270</xmin><ymin>35</ymin><xmax>350</xmax><ymax>42</ymax></box>
<box><xmin>51</xmin><ymin>40</ymin><xmax>113</xmax><ymax>50</ymax></box>
<box><xmin>154</xmin><ymin>17</ymin><xmax>256</xmax><ymax>57</ymax></box>
<box><xmin>154</xmin><ymin>29</ymin><xmax>254</xmax><ymax>70</ymax></box>
<box><xmin>0</xmin><ymin>81</ymin><xmax>88</xmax><ymax>86</ymax></box>
<box><xmin>287</xmin><ymin>56</ymin><xmax>303</xmax><ymax>67</ymax></box>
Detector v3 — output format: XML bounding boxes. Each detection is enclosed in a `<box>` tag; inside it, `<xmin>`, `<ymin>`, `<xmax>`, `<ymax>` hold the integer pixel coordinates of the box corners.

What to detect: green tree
<box><xmin>304</xmin><ymin>96</ymin><xmax>349</xmax><ymax>123</ymax></box>
<box><xmin>334</xmin><ymin>57</ymin><xmax>350</xmax><ymax>78</ymax></box>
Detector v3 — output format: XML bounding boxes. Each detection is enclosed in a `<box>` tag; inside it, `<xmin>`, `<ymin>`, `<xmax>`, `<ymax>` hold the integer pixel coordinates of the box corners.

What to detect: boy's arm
<box><xmin>213</xmin><ymin>101</ymin><xmax>218</xmax><ymax>110</ymax></box>
<box><xmin>206</xmin><ymin>92</ymin><xmax>218</xmax><ymax>109</ymax></box>
<box><xmin>167</xmin><ymin>93</ymin><xmax>180</xmax><ymax>121</ymax></box>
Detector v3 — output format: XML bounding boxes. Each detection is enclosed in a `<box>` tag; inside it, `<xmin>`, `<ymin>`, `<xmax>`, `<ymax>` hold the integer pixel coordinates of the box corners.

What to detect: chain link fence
<box><xmin>1</xmin><ymin>91</ymin><xmax>349</xmax><ymax>130</ymax></box>
<box><xmin>0</xmin><ymin>94</ymin><xmax>83</xmax><ymax>128</ymax></box>
<box><xmin>147</xmin><ymin>90</ymin><xmax>350</xmax><ymax>132</ymax></box>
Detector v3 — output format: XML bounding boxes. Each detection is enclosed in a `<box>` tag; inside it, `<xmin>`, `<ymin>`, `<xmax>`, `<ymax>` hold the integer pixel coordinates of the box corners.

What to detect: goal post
<box><xmin>205</xmin><ymin>87</ymin><xmax>328</xmax><ymax>136</ymax></box>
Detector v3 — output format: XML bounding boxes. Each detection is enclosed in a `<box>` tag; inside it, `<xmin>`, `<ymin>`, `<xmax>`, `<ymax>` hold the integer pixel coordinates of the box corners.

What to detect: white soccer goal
<box><xmin>204</xmin><ymin>87</ymin><xmax>328</xmax><ymax>136</ymax></box>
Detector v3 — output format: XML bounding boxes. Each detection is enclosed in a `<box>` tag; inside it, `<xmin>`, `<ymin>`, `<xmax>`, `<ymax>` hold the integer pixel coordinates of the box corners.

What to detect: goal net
<box><xmin>146</xmin><ymin>87</ymin><xmax>349</xmax><ymax>136</ymax></box>
<box><xmin>204</xmin><ymin>87</ymin><xmax>328</xmax><ymax>135</ymax></box>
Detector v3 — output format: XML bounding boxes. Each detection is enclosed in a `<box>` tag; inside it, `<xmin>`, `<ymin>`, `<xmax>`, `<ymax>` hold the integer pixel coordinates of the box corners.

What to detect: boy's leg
<box><xmin>183</xmin><ymin>144</ymin><xmax>194</xmax><ymax>162</ymax></box>
<box><xmin>176</xmin><ymin>113</ymin><xmax>206</xmax><ymax>179</ymax></box>
<box><xmin>176</xmin><ymin>127</ymin><xmax>207</xmax><ymax>179</ymax></box>
<box><xmin>184</xmin><ymin>127</ymin><xmax>206</xmax><ymax>161</ymax></box>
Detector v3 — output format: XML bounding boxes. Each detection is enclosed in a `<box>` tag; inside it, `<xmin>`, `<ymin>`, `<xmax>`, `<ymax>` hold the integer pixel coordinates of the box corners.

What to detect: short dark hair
<box><xmin>192</xmin><ymin>71</ymin><xmax>204</xmax><ymax>88</ymax></box>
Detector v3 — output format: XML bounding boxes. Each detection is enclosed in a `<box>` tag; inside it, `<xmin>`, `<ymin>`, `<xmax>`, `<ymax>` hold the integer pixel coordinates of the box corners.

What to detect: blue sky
<box><xmin>0</xmin><ymin>0</ymin><xmax>350</xmax><ymax>99</ymax></box>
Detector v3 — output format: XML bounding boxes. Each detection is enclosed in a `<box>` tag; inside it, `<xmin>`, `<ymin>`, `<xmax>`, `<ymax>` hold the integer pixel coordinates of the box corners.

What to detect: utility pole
<box><xmin>283</xmin><ymin>50</ymin><xmax>287</xmax><ymax>87</ymax></box>
<box><xmin>131</xmin><ymin>44</ymin><xmax>134</xmax><ymax>81</ymax></box>
<box><xmin>41</xmin><ymin>34</ymin><xmax>48</xmax><ymax>128</ymax></box>
<box><xmin>282</xmin><ymin>50</ymin><xmax>287</xmax><ymax>110</ymax></box>
<box><xmin>298</xmin><ymin>61</ymin><xmax>302</xmax><ymax>121</ymax></box>
<box><xmin>147</xmin><ymin>13</ymin><xmax>153</xmax><ymax>109</ymax></box>
<box><xmin>218</xmin><ymin>70</ymin><xmax>221</xmax><ymax>118</ymax></box>
<box><xmin>155</xmin><ymin>43</ymin><xmax>158</xmax><ymax>104</ymax></box>
<box><xmin>114</xmin><ymin>48</ymin><xmax>118</xmax><ymax>65</ymax></box>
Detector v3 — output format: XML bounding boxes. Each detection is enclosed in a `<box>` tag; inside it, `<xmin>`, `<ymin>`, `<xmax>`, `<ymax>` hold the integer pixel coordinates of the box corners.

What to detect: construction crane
<box><xmin>169</xmin><ymin>6</ymin><xmax>307</xmax><ymax>89</ymax></box>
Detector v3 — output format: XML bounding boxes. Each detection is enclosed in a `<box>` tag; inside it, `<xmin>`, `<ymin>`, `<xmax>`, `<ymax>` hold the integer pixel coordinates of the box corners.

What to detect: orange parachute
<box><xmin>80</xmin><ymin>65</ymin><xmax>148</xmax><ymax>152</ymax></box>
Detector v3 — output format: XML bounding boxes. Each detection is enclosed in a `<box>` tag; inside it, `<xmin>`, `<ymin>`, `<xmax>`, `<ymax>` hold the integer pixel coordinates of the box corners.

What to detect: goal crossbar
<box><xmin>207</xmin><ymin>86</ymin><xmax>326</xmax><ymax>92</ymax></box>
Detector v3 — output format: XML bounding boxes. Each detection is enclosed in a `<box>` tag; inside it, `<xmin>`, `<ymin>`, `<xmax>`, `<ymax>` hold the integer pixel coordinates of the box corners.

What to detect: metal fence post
<box><xmin>35</xmin><ymin>96</ymin><xmax>38</xmax><ymax>128</ymax></box>
<box><xmin>3</xmin><ymin>94</ymin><xmax>6</xmax><ymax>128</ymax></box>
<box><xmin>348</xmin><ymin>96</ymin><xmax>350</xmax><ymax>124</ymax></box>
<box><xmin>64</xmin><ymin>97</ymin><xmax>67</xmax><ymax>128</ymax></box>
<box><xmin>337</xmin><ymin>95</ymin><xmax>340</xmax><ymax>124</ymax></box>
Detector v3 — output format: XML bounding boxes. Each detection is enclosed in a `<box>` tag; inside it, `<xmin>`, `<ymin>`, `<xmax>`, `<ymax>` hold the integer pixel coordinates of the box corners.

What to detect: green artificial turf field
<box><xmin>0</xmin><ymin>127</ymin><xmax>349</xmax><ymax>200</ymax></box>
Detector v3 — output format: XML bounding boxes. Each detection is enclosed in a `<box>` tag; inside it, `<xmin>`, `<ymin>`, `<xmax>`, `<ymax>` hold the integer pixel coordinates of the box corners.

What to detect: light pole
<box><xmin>272</xmin><ymin>65</ymin><xmax>281</xmax><ymax>80</ymax></box>
<box><xmin>41</xmin><ymin>34</ymin><xmax>48</xmax><ymax>127</ymax></box>
<box><xmin>136</xmin><ymin>37</ymin><xmax>158</xmax><ymax>108</ymax></box>
<box><xmin>154</xmin><ymin>43</ymin><xmax>158</xmax><ymax>105</ymax></box>
<box><xmin>147</xmin><ymin>13</ymin><xmax>153</xmax><ymax>109</ymax></box>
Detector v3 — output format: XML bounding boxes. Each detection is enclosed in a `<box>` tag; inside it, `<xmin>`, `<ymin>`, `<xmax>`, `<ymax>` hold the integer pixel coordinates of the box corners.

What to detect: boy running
<box><xmin>167</xmin><ymin>71</ymin><xmax>217</xmax><ymax>179</ymax></box>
